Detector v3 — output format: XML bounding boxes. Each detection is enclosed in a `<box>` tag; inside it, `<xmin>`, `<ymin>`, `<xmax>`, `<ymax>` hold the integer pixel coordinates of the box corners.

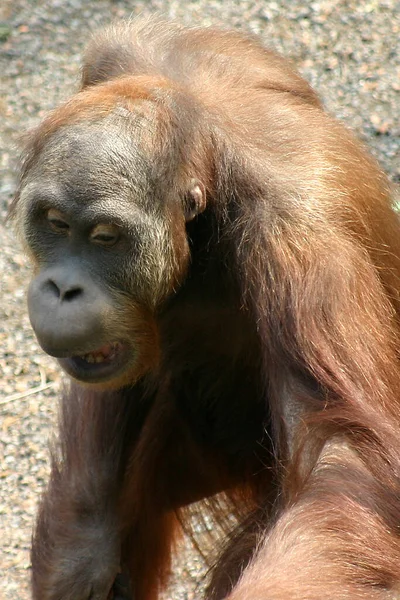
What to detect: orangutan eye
<box><xmin>47</xmin><ymin>209</ymin><xmax>70</xmax><ymax>233</ymax></box>
<box><xmin>90</xmin><ymin>224</ymin><xmax>120</xmax><ymax>247</ymax></box>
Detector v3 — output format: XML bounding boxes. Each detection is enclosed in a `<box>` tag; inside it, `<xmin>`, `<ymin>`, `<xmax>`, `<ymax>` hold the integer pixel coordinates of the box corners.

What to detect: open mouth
<box><xmin>58</xmin><ymin>341</ymin><xmax>133</xmax><ymax>383</ymax></box>
<box><xmin>79</xmin><ymin>341</ymin><xmax>122</xmax><ymax>364</ymax></box>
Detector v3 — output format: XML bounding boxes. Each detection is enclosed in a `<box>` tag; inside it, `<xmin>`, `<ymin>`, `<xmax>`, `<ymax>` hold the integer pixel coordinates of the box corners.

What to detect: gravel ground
<box><xmin>0</xmin><ymin>1</ymin><xmax>399</xmax><ymax>598</ymax></box>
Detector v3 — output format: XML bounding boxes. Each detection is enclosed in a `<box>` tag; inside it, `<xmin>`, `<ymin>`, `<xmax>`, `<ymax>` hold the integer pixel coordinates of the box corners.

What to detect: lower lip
<box><xmin>58</xmin><ymin>345</ymin><xmax>132</xmax><ymax>383</ymax></box>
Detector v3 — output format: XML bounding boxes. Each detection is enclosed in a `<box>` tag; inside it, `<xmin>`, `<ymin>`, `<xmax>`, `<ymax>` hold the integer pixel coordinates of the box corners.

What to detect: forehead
<box><xmin>28</xmin><ymin>115</ymin><xmax>151</xmax><ymax>200</ymax></box>
<box><xmin>14</xmin><ymin>113</ymin><xmax>163</xmax><ymax>230</ymax></box>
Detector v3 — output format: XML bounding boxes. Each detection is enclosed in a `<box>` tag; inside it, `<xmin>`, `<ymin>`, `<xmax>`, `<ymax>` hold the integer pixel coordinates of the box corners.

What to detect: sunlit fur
<box><xmin>11</xmin><ymin>15</ymin><xmax>400</xmax><ymax>600</ymax></box>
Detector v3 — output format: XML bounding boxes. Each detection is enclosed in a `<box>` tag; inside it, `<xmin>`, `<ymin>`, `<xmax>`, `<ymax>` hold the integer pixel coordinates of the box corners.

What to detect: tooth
<box><xmin>95</xmin><ymin>355</ymin><xmax>104</xmax><ymax>363</ymax></box>
<box><xmin>85</xmin><ymin>354</ymin><xmax>95</xmax><ymax>363</ymax></box>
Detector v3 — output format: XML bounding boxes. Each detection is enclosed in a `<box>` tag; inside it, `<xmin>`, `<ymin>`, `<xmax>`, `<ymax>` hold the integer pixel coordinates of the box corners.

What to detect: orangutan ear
<box><xmin>184</xmin><ymin>179</ymin><xmax>206</xmax><ymax>222</ymax></box>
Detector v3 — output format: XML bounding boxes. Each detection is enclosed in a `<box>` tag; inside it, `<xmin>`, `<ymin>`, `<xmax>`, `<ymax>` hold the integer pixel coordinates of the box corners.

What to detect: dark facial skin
<box><xmin>17</xmin><ymin>116</ymin><xmax>202</xmax><ymax>387</ymax></box>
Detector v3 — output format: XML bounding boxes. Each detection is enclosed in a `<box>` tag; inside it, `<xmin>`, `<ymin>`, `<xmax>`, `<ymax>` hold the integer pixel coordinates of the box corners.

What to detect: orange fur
<box><xmin>12</xmin><ymin>16</ymin><xmax>400</xmax><ymax>600</ymax></box>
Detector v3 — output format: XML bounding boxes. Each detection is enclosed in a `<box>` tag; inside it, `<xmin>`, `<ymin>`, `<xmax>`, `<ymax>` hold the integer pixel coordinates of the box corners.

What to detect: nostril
<box><xmin>44</xmin><ymin>279</ymin><xmax>61</xmax><ymax>299</ymax></box>
<box><xmin>63</xmin><ymin>287</ymin><xmax>83</xmax><ymax>302</ymax></box>
<box><xmin>42</xmin><ymin>279</ymin><xmax>83</xmax><ymax>302</ymax></box>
